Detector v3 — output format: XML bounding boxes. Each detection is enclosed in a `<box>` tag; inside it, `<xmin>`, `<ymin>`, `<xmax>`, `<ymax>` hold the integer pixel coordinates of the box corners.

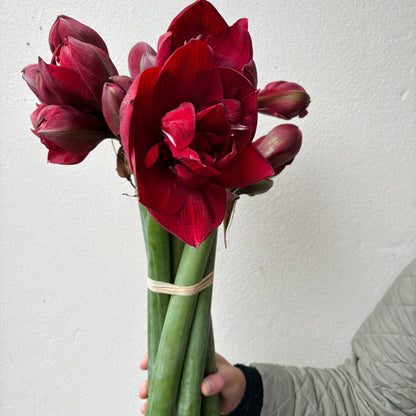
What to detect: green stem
<box><xmin>176</xmin><ymin>232</ymin><xmax>217</xmax><ymax>416</ymax></box>
<box><xmin>170</xmin><ymin>234</ymin><xmax>185</xmax><ymax>278</ymax></box>
<box><xmin>201</xmin><ymin>324</ymin><xmax>219</xmax><ymax>416</ymax></box>
<box><xmin>146</xmin><ymin>231</ymin><xmax>217</xmax><ymax>416</ymax></box>
<box><xmin>140</xmin><ymin>204</ymin><xmax>171</xmax><ymax>385</ymax></box>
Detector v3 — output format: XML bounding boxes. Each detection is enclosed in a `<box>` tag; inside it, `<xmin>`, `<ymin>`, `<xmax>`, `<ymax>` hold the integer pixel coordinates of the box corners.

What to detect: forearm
<box><xmin>230</xmin><ymin>361</ymin><xmax>367</xmax><ymax>416</ymax></box>
<box><xmin>253</xmin><ymin>362</ymin><xmax>363</xmax><ymax>416</ymax></box>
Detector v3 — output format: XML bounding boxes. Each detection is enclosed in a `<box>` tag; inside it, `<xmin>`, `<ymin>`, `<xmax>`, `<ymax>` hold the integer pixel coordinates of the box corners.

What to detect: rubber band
<box><xmin>147</xmin><ymin>271</ymin><xmax>214</xmax><ymax>296</ymax></box>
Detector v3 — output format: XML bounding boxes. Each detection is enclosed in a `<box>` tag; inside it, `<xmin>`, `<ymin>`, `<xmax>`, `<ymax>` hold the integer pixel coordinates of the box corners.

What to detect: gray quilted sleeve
<box><xmin>252</xmin><ymin>258</ymin><xmax>416</xmax><ymax>416</ymax></box>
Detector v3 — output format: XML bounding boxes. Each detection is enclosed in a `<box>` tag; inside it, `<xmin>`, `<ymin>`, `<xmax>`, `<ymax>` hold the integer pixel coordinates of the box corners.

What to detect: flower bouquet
<box><xmin>22</xmin><ymin>1</ymin><xmax>310</xmax><ymax>414</ymax></box>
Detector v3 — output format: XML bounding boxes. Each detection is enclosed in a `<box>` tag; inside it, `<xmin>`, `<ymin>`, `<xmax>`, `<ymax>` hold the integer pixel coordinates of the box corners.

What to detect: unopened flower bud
<box><xmin>128</xmin><ymin>42</ymin><xmax>157</xmax><ymax>79</ymax></box>
<box><xmin>257</xmin><ymin>81</ymin><xmax>310</xmax><ymax>120</ymax></box>
<box><xmin>254</xmin><ymin>124</ymin><xmax>302</xmax><ymax>175</ymax></box>
<box><xmin>102</xmin><ymin>76</ymin><xmax>132</xmax><ymax>137</ymax></box>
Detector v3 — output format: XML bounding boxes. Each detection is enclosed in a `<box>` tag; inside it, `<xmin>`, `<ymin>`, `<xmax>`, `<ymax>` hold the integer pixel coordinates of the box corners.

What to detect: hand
<box><xmin>139</xmin><ymin>353</ymin><xmax>246</xmax><ymax>415</ymax></box>
<box><xmin>201</xmin><ymin>353</ymin><xmax>246</xmax><ymax>415</ymax></box>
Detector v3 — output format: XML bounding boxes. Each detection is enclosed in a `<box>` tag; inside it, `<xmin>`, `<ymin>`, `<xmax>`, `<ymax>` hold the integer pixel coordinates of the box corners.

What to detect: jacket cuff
<box><xmin>228</xmin><ymin>364</ymin><xmax>263</xmax><ymax>416</ymax></box>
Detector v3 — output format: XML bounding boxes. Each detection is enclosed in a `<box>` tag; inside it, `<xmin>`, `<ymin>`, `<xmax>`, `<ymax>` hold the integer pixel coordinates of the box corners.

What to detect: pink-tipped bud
<box><xmin>102</xmin><ymin>76</ymin><xmax>133</xmax><ymax>137</ymax></box>
<box><xmin>128</xmin><ymin>42</ymin><xmax>157</xmax><ymax>79</ymax></box>
<box><xmin>257</xmin><ymin>81</ymin><xmax>310</xmax><ymax>120</ymax></box>
<box><xmin>254</xmin><ymin>124</ymin><xmax>302</xmax><ymax>175</ymax></box>
<box><xmin>49</xmin><ymin>15</ymin><xmax>109</xmax><ymax>53</ymax></box>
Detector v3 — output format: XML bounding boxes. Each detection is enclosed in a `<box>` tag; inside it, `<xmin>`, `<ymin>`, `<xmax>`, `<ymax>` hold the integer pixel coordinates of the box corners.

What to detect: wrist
<box><xmin>227</xmin><ymin>364</ymin><xmax>263</xmax><ymax>416</ymax></box>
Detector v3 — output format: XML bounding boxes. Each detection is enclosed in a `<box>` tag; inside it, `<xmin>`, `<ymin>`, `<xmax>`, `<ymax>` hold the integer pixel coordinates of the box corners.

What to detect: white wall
<box><xmin>1</xmin><ymin>0</ymin><xmax>415</xmax><ymax>414</ymax></box>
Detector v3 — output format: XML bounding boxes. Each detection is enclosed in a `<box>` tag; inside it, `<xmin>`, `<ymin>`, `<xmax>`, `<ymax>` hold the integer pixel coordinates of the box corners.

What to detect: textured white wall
<box><xmin>1</xmin><ymin>0</ymin><xmax>415</xmax><ymax>414</ymax></box>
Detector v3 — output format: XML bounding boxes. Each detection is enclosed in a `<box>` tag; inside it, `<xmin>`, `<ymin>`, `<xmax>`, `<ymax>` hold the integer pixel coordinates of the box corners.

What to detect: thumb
<box><xmin>201</xmin><ymin>373</ymin><xmax>226</xmax><ymax>396</ymax></box>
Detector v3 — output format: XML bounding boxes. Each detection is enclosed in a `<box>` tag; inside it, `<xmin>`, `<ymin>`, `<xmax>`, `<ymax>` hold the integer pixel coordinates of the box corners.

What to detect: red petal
<box><xmin>38</xmin><ymin>58</ymin><xmax>97</xmax><ymax>108</ymax></box>
<box><xmin>243</xmin><ymin>59</ymin><xmax>258</xmax><ymax>87</ymax></box>
<box><xmin>58</xmin><ymin>37</ymin><xmax>118</xmax><ymax>102</ymax></box>
<box><xmin>138</xmin><ymin>162</ymin><xmax>189</xmax><ymax>216</ymax></box>
<box><xmin>144</xmin><ymin>142</ymin><xmax>162</xmax><ymax>168</ymax></box>
<box><xmin>49</xmin><ymin>15</ymin><xmax>109</xmax><ymax>53</ymax></box>
<box><xmin>173</xmin><ymin>164</ymin><xmax>216</xmax><ymax>188</ymax></box>
<box><xmin>41</xmin><ymin>138</ymin><xmax>89</xmax><ymax>164</ymax></box>
<box><xmin>208</xmin><ymin>18</ymin><xmax>253</xmax><ymax>73</ymax></box>
<box><xmin>149</xmin><ymin>184</ymin><xmax>226</xmax><ymax>247</ymax></box>
<box><xmin>33</xmin><ymin>104</ymin><xmax>109</xmax><ymax>154</ymax></box>
<box><xmin>222</xmin><ymin>99</ymin><xmax>241</xmax><ymax>124</ymax></box>
<box><xmin>213</xmin><ymin>138</ymin><xmax>236</xmax><ymax>169</ymax></box>
<box><xmin>219</xmin><ymin>67</ymin><xmax>257</xmax><ymax>151</ymax></box>
<box><xmin>196</xmin><ymin>103</ymin><xmax>230</xmax><ymax>137</ymax></box>
<box><xmin>22</xmin><ymin>63</ymin><xmax>43</xmax><ymax>101</ymax></box>
<box><xmin>153</xmin><ymin>40</ymin><xmax>223</xmax><ymax>116</ymax></box>
<box><xmin>167</xmin><ymin>0</ymin><xmax>228</xmax><ymax>50</ymax></box>
<box><xmin>155</xmin><ymin>32</ymin><xmax>173</xmax><ymax>67</ymax></box>
<box><xmin>162</xmin><ymin>102</ymin><xmax>196</xmax><ymax>149</ymax></box>
<box><xmin>218</xmin><ymin>143</ymin><xmax>274</xmax><ymax>188</ymax></box>
<box><xmin>120</xmin><ymin>67</ymin><xmax>162</xmax><ymax>175</ymax></box>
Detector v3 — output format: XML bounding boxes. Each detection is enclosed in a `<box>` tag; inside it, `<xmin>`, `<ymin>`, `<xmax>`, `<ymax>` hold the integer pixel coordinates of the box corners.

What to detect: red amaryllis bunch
<box><xmin>23</xmin><ymin>1</ymin><xmax>310</xmax><ymax>415</ymax></box>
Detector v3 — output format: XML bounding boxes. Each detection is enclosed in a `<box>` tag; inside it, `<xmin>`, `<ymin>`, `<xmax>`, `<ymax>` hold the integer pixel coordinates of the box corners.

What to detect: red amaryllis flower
<box><xmin>155</xmin><ymin>0</ymin><xmax>257</xmax><ymax>86</ymax></box>
<box><xmin>22</xmin><ymin>18</ymin><xmax>118</xmax><ymax>164</ymax></box>
<box><xmin>120</xmin><ymin>40</ymin><xmax>273</xmax><ymax>247</ymax></box>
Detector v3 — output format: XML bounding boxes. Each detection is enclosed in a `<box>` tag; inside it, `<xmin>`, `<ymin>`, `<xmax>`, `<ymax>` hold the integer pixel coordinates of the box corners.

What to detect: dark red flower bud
<box><xmin>128</xmin><ymin>42</ymin><xmax>156</xmax><ymax>79</ymax></box>
<box><xmin>102</xmin><ymin>76</ymin><xmax>133</xmax><ymax>137</ymax></box>
<box><xmin>257</xmin><ymin>81</ymin><xmax>310</xmax><ymax>120</ymax></box>
<box><xmin>254</xmin><ymin>124</ymin><xmax>302</xmax><ymax>175</ymax></box>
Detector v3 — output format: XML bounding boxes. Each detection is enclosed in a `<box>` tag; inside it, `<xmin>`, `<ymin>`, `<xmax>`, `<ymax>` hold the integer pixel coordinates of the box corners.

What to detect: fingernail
<box><xmin>204</xmin><ymin>379</ymin><xmax>214</xmax><ymax>395</ymax></box>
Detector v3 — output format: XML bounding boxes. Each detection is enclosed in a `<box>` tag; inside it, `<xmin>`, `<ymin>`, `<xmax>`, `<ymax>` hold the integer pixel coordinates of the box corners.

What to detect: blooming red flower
<box><xmin>23</xmin><ymin>18</ymin><xmax>118</xmax><ymax>164</ymax></box>
<box><xmin>154</xmin><ymin>0</ymin><xmax>257</xmax><ymax>86</ymax></box>
<box><xmin>120</xmin><ymin>40</ymin><xmax>273</xmax><ymax>247</ymax></box>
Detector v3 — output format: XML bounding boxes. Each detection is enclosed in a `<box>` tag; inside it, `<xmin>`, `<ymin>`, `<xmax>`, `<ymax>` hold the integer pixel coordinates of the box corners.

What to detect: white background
<box><xmin>1</xmin><ymin>0</ymin><xmax>415</xmax><ymax>414</ymax></box>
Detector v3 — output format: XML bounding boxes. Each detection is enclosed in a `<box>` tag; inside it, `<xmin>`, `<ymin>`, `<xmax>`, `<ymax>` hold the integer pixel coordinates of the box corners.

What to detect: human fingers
<box><xmin>139</xmin><ymin>380</ymin><xmax>148</xmax><ymax>399</ymax></box>
<box><xmin>140</xmin><ymin>401</ymin><xmax>147</xmax><ymax>415</ymax></box>
<box><xmin>140</xmin><ymin>352</ymin><xmax>148</xmax><ymax>370</ymax></box>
